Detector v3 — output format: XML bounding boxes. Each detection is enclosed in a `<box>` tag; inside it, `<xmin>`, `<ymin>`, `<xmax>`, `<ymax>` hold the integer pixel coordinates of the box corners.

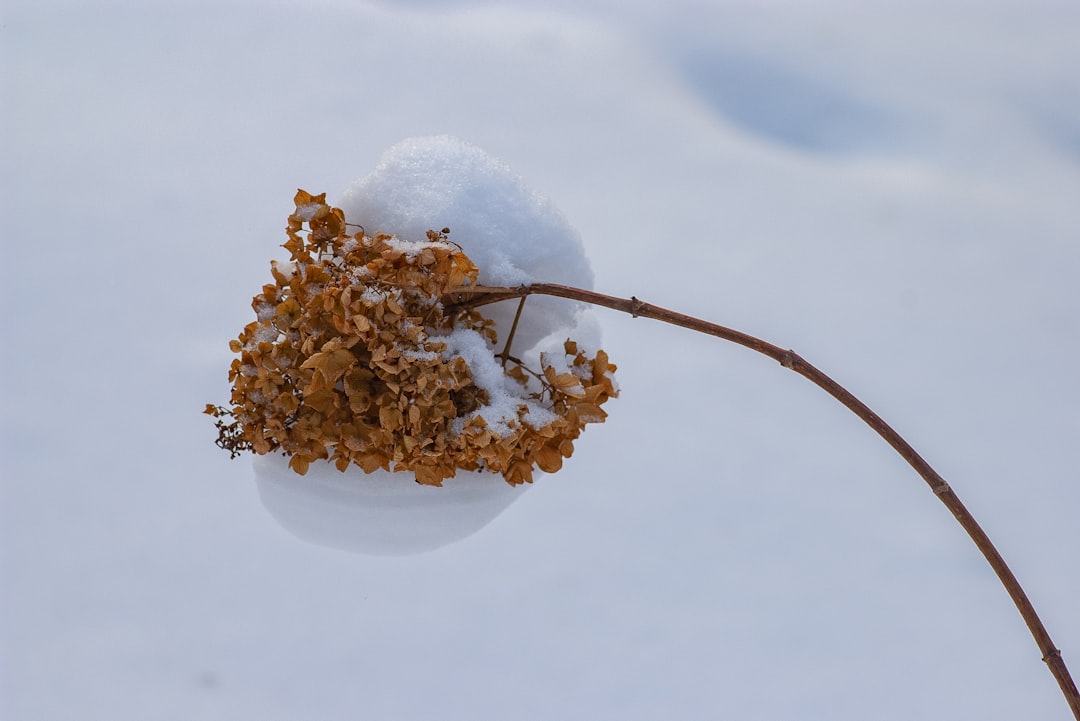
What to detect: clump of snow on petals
<box><xmin>339</xmin><ymin>135</ymin><xmax>595</xmax><ymax>354</ymax></box>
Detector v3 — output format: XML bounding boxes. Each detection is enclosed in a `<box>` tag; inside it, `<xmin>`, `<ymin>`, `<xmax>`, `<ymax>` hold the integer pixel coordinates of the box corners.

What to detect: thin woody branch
<box><xmin>444</xmin><ymin>282</ymin><xmax>1080</xmax><ymax>720</ymax></box>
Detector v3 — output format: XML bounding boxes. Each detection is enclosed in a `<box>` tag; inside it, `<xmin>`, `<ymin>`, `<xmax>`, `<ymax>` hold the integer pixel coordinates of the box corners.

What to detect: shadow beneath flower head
<box><xmin>253</xmin><ymin>454</ymin><xmax>528</xmax><ymax>556</ymax></box>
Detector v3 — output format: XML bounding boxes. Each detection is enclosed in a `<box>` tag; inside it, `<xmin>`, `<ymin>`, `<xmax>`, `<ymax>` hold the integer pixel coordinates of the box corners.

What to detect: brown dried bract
<box><xmin>207</xmin><ymin>191</ymin><xmax>617</xmax><ymax>485</ymax></box>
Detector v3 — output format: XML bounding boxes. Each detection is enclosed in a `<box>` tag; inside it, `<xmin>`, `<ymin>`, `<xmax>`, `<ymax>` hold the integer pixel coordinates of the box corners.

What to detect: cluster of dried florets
<box><xmin>206</xmin><ymin>191</ymin><xmax>617</xmax><ymax>486</ymax></box>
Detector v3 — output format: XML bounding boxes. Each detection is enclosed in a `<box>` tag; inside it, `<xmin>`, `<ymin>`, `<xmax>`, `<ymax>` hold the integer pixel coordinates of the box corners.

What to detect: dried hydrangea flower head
<box><xmin>207</xmin><ymin>191</ymin><xmax>617</xmax><ymax>486</ymax></box>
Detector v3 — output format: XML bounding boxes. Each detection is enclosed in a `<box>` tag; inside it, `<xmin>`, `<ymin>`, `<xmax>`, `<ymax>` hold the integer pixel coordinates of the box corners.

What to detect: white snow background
<box><xmin>2</xmin><ymin>1</ymin><xmax>1078</xmax><ymax>719</ymax></box>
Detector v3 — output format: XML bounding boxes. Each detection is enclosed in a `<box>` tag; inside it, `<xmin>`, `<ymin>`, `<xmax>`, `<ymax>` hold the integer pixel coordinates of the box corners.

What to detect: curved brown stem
<box><xmin>445</xmin><ymin>282</ymin><xmax>1080</xmax><ymax>719</ymax></box>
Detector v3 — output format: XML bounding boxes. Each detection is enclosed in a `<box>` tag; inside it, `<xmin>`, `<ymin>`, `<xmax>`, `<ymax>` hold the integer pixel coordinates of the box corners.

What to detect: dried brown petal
<box><xmin>209</xmin><ymin>192</ymin><xmax>617</xmax><ymax>486</ymax></box>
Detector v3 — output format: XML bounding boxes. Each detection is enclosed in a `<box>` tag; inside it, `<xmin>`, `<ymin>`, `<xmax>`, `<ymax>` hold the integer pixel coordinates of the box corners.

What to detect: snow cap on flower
<box><xmin>339</xmin><ymin>135</ymin><xmax>594</xmax><ymax>354</ymax></box>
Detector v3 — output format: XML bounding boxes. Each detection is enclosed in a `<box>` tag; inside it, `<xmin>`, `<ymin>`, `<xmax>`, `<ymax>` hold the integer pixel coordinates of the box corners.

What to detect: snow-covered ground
<box><xmin>3</xmin><ymin>1</ymin><xmax>1078</xmax><ymax>719</ymax></box>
